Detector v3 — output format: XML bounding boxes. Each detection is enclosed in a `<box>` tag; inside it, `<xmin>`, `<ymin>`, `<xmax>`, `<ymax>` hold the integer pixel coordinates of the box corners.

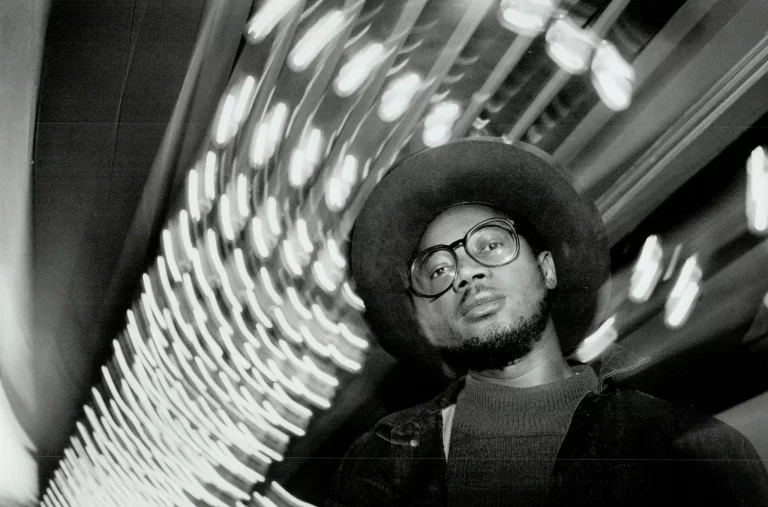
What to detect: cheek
<box><xmin>415</xmin><ymin>300</ymin><xmax>458</xmax><ymax>345</ymax></box>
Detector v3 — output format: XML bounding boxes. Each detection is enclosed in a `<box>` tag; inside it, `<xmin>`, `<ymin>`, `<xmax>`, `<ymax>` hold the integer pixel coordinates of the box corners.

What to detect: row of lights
<box><xmin>499</xmin><ymin>0</ymin><xmax>635</xmax><ymax>111</ymax></box>
<box><xmin>576</xmin><ymin>146</ymin><xmax>768</xmax><ymax>362</ymax></box>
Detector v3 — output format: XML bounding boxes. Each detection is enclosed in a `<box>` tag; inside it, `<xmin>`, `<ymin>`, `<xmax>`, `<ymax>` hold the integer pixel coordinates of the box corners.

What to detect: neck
<box><xmin>468</xmin><ymin>320</ymin><xmax>574</xmax><ymax>388</ymax></box>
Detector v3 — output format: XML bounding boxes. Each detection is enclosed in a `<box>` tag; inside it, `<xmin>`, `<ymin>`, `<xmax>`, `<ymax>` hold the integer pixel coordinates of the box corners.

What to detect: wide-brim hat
<box><xmin>350</xmin><ymin>137</ymin><xmax>610</xmax><ymax>368</ymax></box>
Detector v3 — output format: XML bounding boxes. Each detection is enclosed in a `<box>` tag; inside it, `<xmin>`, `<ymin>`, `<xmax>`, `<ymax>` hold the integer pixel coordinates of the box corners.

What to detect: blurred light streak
<box><xmin>204</xmin><ymin>151</ymin><xmax>217</xmax><ymax>200</ymax></box>
<box><xmin>312</xmin><ymin>260</ymin><xmax>338</xmax><ymax>292</ymax></box>
<box><xmin>337</xmin><ymin>322</ymin><xmax>369</xmax><ymax>349</ymax></box>
<box><xmin>310</xmin><ymin>304</ymin><xmax>338</xmax><ymax>334</ymax></box>
<box><xmin>250</xmin><ymin>123</ymin><xmax>270</xmax><ymax>168</ymax></box>
<box><xmin>325</xmin><ymin>236</ymin><xmax>346</xmax><ymax>268</ymax></box>
<box><xmin>259</xmin><ymin>267</ymin><xmax>284</xmax><ymax>305</ymax></box>
<box><xmin>233</xmin><ymin>248</ymin><xmax>256</xmax><ymax>290</ymax></box>
<box><xmin>281</xmin><ymin>239</ymin><xmax>305</xmax><ymax>276</ymax></box>
<box><xmin>187</xmin><ymin>169</ymin><xmax>201</xmax><ymax>221</ymax></box>
<box><xmin>237</xmin><ymin>174</ymin><xmax>251</xmax><ymax>219</ymax></box>
<box><xmin>545</xmin><ymin>18</ymin><xmax>596</xmax><ymax>74</ymax></box>
<box><xmin>142</xmin><ymin>274</ymin><xmax>167</xmax><ymax>329</ymax></box>
<box><xmin>747</xmin><ymin>146</ymin><xmax>768</xmax><ymax>233</ymax></box>
<box><xmin>266</xmin><ymin>196</ymin><xmax>282</xmax><ymax>236</ymax></box>
<box><xmin>268</xmin><ymin>104</ymin><xmax>289</xmax><ymax>158</ymax></box>
<box><xmin>162</xmin><ymin>229</ymin><xmax>183</xmax><ymax>283</ymax></box>
<box><xmin>299</xmin><ymin>325</ymin><xmax>331</xmax><ymax>358</ymax></box>
<box><xmin>628</xmin><ymin>235</ymin><xmax>663</xmax><ymax>303</ymax></box>
<box><xmin>662</xmin><ymin>243</ymin><xmax>682</xmax><ymax>281</ymax></box>
<box><xmin>285</xmin><ymin>287</ymin><xmax>313</xmax><ymax>320</ymax></box>
<box><xmin>665</xmin><ymin>255</ymin><xmax>702</xmax><ymax>328</ymax></box>
<box><xmin>591</xmin><ymin>40</ymin><xmax>635</xmax><ymax>111</ymax></box>
<box><xmin>234</xmin><ymin>75</ymin><xmax>257</xmax><ymax>124</ymax></box>
<box><xmin>341</xmin><ymin>281</ymin><xmax>365</xmax><ymax>310</ymax></box>
<box><xmin>296</xmin><ymin>219</ymin><xmax>315</xmax><ymax>254</ymax></box>
<box><xmin>379</xmin><ymin>72</ymin><xmax>422</xmax><ymax>122</ymax></box>
<box><xmin>334</xmin><ymin>42</ymin><xmax>385</xmax><ymax>96</ymax></box>
<box><xmin>250</xmin><ymin>217</ymin><xmax>273</xmax><ymax>259</ymax></box>
<box><xmin>325</xmin><ymin>154</ymin><xmax>359</xmax><ymax>211</ymax></box>
<box><xmin>498</xmin><ymin>0</ymin><xmax>558</xmax><ymax>36</ymax></box>
<box><xmin>302</xmin><ymin>354</ymin><xmax>339</xmax><ymax>387</ymax></box>
<box><xmin>573</xmin><ymin>316</ymin><xmax>618</xmax><ymax>363</ymax></box>
<box><xmin>246</xmin><ymin>290</ymin><xmax>275</xmax><ymax>328</ymax></box>
<box><xmin>245</xmin><ymin>0</ymin><xmax>301</xmax><ymax>43</ymax></box>
<box><xmin>327</xmin><ymin>344</ymin><xmax>362</xmax><ymax>371</ymax></box>
<box><xmin>273</xmin><ymin>307</ymin><xmax>303</xmax><ymax>344</ymax></box>
<box><xmin>289</xmin><ymin>10</ymin><xmax>345</xmax><ymax>72</ymax></box>
<box><xmin>215</xmin><ymin>93</ymin><xmax>237</xmax><ymax>145</ymax></box>
<box><xmin>423</xmin><ymin>101</ymin><xmax>462</xmax><ymax>147</ymax></box>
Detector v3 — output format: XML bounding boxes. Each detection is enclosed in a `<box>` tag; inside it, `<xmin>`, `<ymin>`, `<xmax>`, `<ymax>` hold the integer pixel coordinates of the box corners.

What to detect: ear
<box><xmin>537</xmin><ymin>250</ymin><xmax>558</xmax><ymax>290</ymax></box>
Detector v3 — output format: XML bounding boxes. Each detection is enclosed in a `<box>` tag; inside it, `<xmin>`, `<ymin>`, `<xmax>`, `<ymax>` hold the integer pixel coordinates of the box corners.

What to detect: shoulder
<box><xmin>596</xmin><ymin>388</ymin><xmax>758</xmax><ymax>455</ymax></box>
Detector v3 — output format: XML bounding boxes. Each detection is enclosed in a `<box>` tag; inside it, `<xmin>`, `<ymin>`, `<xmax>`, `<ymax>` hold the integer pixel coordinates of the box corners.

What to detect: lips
<box><xmin>459</xmin><ymin>291</ymin><xmax>506</xmax><ymax>318</ymax></box>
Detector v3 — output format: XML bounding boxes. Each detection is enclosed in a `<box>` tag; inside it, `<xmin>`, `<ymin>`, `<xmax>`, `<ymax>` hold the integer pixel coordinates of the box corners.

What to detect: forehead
<box><xmin>419</xmin><ymin>204</ymin><xmax>501</xmax><ymax>249</ymax></box>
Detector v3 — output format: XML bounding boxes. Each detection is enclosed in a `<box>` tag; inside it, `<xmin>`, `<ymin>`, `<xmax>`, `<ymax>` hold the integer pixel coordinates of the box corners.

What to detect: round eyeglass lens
<box><xmin>467</xmin><ymin>224</ymin><xmax>518</xmax><ymax>264</ymax></box>
<box><xmin>411</xmin><ymin>248</ymin><xmax>457</xmax><ymax>296</ymax></box>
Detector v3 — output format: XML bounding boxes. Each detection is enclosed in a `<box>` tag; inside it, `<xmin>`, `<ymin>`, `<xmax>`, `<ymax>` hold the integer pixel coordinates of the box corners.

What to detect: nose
<box><xmin>452</xmin><ymin>249</ymin><xmax>491</xmax><ymax>292</ymax></box>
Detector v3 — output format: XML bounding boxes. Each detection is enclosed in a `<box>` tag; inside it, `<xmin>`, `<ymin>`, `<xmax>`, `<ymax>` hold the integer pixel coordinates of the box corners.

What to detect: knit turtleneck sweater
<box><xmin>446</xmin><ymin>365</ymin><xmax>598</xmax><ymax>507</ymax></box>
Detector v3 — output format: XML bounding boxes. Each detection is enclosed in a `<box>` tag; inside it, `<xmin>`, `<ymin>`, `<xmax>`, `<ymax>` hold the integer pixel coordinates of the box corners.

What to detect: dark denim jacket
<box><xmin>327</xmin><ymin>345</ymin><xmax>768</xmax><ymax>506</ymax></box>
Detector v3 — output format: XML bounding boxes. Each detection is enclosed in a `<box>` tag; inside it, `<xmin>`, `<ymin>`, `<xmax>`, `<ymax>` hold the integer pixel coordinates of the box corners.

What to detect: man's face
<box><xmin>412</xmin><ymin>204</ymin><xmax>557</xmax><ymax>370</ymax></box>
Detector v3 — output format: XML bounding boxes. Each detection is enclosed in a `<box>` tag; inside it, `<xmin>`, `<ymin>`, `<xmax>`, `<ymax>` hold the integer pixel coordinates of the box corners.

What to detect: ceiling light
<box><xmin>334</xmin><ymin>43</ymin><xmax>385</xmax><ymax>97</ymax></box>
<box><xmin>591</xmin><ymin>40</ymin><xmax>635</xmax><ymax>111</ymax></box>
<box><xmin>545</xmin><ymin>18</ymin><xmax>596</xmax><ymax>74</ymax></box>
<box><xmin>628</xmin><ymin>235</ymin><xmax>663</xmax><ymax>303</ymax></box>
<box><xmin>498</xmin><ymin>0</ymin><xmax>559</xmax><ymax>36</ymax></box>
<box><xmin>747</xmin><ymin>146</ymin><xmax>768</xmax><ymax>234</ymax></box>
<box><xmin>378</xmin><ymin>72</ymin><xmax>422</xmax><ymax>122</ymax></box>
<box><xmin>665</xmin><ymin>255</ymin><xmax>702</xmax><ymax>328</ymax></box>
<box><xmin>288</xmin><ymin>10</ymin><xmax>345</xmax><ymax>72</ymax></box>
<box><xmin>422</xmin><ymin>100</ymin><xmax>462</xmax><ymax>147</ymax></box>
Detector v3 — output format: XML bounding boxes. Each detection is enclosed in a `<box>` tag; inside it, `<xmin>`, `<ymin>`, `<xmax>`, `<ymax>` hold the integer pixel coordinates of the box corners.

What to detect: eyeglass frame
<box><xmin>407</xmin><ymin>217</ymin><xmax>521</xmax><ymax>298</ymax></box>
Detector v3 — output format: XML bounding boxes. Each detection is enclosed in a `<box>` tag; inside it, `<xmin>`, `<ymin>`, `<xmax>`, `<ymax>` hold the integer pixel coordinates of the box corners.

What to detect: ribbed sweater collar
<box><xmin>454</xmin><ymin>365</ymin><xmax>598</xmax><ymax>435</ymax></box>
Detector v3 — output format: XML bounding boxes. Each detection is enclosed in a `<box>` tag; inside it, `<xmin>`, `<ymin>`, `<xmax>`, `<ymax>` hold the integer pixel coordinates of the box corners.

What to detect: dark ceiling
<box><xmin>19</xmin><ymin>0</ymin><xmax>768</xmax><ymax>503</ymax></box>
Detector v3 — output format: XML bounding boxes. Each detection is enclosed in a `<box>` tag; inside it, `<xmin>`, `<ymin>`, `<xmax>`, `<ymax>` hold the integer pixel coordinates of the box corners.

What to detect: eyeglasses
<box><xmin>409</xmin><ymin>217</ymin><xmax>520</xmax><ymax>298</ymax></box>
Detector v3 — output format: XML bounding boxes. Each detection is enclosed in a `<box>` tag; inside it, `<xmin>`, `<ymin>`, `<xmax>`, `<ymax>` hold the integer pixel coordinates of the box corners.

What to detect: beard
<box><xmin>439</xmin><ymin>290</ymin><xmax>550</xmax><ymax>372</ymax></box>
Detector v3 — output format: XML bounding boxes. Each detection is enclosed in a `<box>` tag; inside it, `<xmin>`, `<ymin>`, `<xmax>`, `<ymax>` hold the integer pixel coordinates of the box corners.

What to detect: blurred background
<box><xmin>1</xmin><ymin>0</ymin><xmax>767</xmax><ymax>505</ymax></box>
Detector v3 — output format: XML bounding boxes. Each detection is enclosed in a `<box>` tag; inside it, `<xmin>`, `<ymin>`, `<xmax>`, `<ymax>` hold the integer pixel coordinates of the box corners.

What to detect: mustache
<box><xmin>456</xmin><ymin>284</ymin><xmax>500</xmax><ymax>313</ymax></box>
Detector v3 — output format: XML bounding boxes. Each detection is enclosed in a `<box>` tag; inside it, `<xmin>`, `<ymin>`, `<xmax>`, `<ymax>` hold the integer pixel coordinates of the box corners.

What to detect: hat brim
<box><xmin>350</xmin><ymin>138</ymin><xmax>609</xmax><ymax>365</ymax></box>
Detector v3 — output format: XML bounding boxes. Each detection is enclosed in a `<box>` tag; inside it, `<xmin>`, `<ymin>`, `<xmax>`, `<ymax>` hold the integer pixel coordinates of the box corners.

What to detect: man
<box><xmin>327</xmin><ymin>138</ymin><xmax>768</xmax><ymax>506</ymax></box>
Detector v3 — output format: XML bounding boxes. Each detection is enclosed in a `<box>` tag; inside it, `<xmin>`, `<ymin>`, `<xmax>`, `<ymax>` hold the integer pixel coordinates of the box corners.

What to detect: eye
<box><xmin>480</xmin><ymin>241</ymin><xmax>502</xmax><ymax>252</ymax></box>
<box><xmin>430</xmin><ymin>265</ymin><xmax>450</xmax><ymax>279</ymax></box>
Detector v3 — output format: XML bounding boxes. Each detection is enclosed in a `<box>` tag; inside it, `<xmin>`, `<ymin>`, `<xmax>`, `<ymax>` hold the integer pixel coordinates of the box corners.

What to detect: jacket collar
<box><xmin>375</xmin><ymin>342</ymin><xmax>649</xmax><ymax>439</ymax></box>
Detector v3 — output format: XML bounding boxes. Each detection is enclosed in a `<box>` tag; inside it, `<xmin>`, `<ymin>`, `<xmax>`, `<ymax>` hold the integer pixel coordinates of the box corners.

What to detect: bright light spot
<box><xmin>747</xmin><ymin>146</ymin><xmax>768</xmax><ymax>233</ymax></box>
<box><xmin>591</xmin><ymin>41</ymin><xmax>635</xmax><ymax>111</ymax></box>
<box><xmin>246</xmin><ymin>290</ymin><xmax>273</xmax><ymax>328</ymax></box>
<box><xmin>249</xmin><ymin>123</ymin><xmax>270</xmax><ymax>168</ymax></box>
<box><xmin>270</xmin><ymin>481</ymin><xmax>318</xmax><ymax>507</ymax></box>
<box><xmin>285</xmin><ymin>287</ymin><xmax>313</xmax><ymax>320</ymax></box>
<box><xmin>628</xmin><ymin>235</ymin><xmax>663</xmax><ymax>303</ymax></box>
<box><xmin>161</xmin><ymin>229</ymin><xmax>182</xmax><ymax>283</ymax></box>
<box><xmin>237</xmin><ymin>173</ymin><xmax>250</xmax><ymax>218</ymax></box>
<box><xmin>326</xmin><ymin>236</ymin><xmax>347</xmax><ymax>268</ymax></box>
<box><xmin>204</xmin><ymin>150</ymin><xmax>217</xmax><ymax>200</ymax></box>
<box><xmin>281</xmin><ymin>240</ymin><xmax>304</xmax><ymax>277</ymax></box>
<box><xmin>249</xmin><ymin>217</ymin><xmax>272</xmax><ymax>259</ymax></box>
<box><xmin>499</xmin><ymin>0</ymin><xmax>557</xmax><ymax>36</ymax></box>
<box><xmin>267</xmin><ymin>103</ymin><xmax>289</xmax><ymax>158</ymax></box>
<box><xmin>266</xmin><ymin>196</ymin><xmax>281</xmax><ymax>235</ymax></box>
<box><xmin>245</xmin><ymin>0</ymin><xmax>300</xmax><ymax>43</ymax></box>
<box><xmin>338</xmin><ymin>322</ymin><xmax>369</xmax><ymax>349</ymax></box>
<box><xmin>299</xmin><ymin>325</ymin><xmax>331</xmax><ymax>357</ymax></box>
<box><xmin>311</xmin><ymin>303</ymin><xmax>339</xmax><ymax>334</ymax></box>
<box><xmin>328</xmin><ymin>344</ymin><xmax>362</xmax><ymax>372</ymax></box>
<box><xmin>665</xmin><ymin>255</ymin><xmax>702</xmax><ymax>328</ymax></box>
<box><xmin>233</xmin><ymin>249</ymin><xmax>255</xmax><ymax>290</ymax></box>
<box><xmin>573</xmin><ymin>316</ymin><xmax>618</xmax><ymax>363</ymax></box>
<box><xmin>545</xmin><ymin>18</ymin><xmax>596</xmax><ymax>74</ymax></box>
<box><xmin>214</xmin><ymin>93</ymin><xmax>237</xmax><ymax>145</ymax></box>
<box><xmin>178</xmin><ymin>209</ymin><xmax>195</xmax><ymax>260</ymax></box>
<box><xmin>259</xmin><ymin>267</ymin><xmax>284</xmax><ymax>305</ymax></box>
<box><xmin>296</xmin><ymin>219</ymin><xmax>314</xmax><ymax>254</ymax></box>
<box><xmin>187</xmin><ymin>169</ymin><xmax>200</xmax><ymax>221</ymax></box>
<box><xmin>218</xmin><ymin>195</ymin><xmax>236</xmax><ymax>241</ymax></box>
<box><xmin>288</xmin><ymin>10</ymin><xmax>345</xmax><ymax>72</ymax></box>
<box><xmin>289</xmin><ymin>148</ymin><xmax>307</xmax><ymax>188</ymax></box>
<box><xmin>325</xmin><ymin>154</ymin><xmax>359</xmax><ymax>211</ymax></box>
<box><xmin>312</xmin><ymin>260</ymin><xmax>338</xmax><ymax>293</ymax></box>
<box><xmin>334</xmin><ymin>42</ymin><xmax>385</xmax><ymax>97</ymax></box>
<box><xmin>379</xmin><ymin>72</ymin><xmax>422</xmax><ymax>122</ymax></box>
<box><xmin>342</xmin><ymin>281</ymin><xmax>365</xmax><ymax>310</ymax></box>
<box><xmin>234</xmin><ymin>75</ymin><xmax>257</xmax><ymax>124</ymax></box>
